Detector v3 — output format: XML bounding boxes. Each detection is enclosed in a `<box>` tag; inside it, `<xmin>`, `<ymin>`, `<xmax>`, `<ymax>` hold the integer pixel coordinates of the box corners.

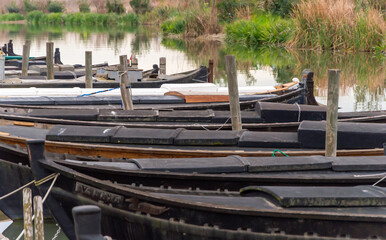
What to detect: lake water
<box><xmin>0</xmin><ymin>23</ymin><xmax>384</xmax><ymax>112</ymax></box>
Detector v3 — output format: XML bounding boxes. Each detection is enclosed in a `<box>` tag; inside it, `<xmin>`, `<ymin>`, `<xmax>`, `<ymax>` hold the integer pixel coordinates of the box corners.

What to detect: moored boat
<box><xmin>27</xmin><ymin>140</ymin><xmax>386</xmax><ymax>240</ymax></box>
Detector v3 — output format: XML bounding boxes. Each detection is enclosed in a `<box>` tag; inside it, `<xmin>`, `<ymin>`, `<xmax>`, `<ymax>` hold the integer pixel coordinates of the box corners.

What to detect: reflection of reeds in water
<box><xmin>162</xmin><ymin>39</ymin><xmax>384</xmax><ymax>110</ymax></box>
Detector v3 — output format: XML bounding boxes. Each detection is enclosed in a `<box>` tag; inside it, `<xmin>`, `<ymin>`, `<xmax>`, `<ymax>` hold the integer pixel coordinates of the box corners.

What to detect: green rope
<box><xmin>272</xmin><ymin>149</ymin><xmax>289</xmax><ymax>157</ymax></box>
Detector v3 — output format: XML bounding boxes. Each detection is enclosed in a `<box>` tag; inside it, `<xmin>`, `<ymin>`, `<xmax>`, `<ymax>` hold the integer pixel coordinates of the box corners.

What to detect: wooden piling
<box><xmin>21</xmin><ymin>40</ymin><xmax>31</xmax><ymax>77</ymax></box>
<box><xmin>159</xmin><ymin>57</ymin><xmax>166</xmax><ymax>75</ymax></box>
<box><xmin>208</xmin><ymin>59</ymin><xmax>214</xmax><ymax>83</ymax></box>
<box><xmin>85</xmin><ymin>51</ymin><xmax>93</xmax><ymax>88</ymax></box>
<box><xmin>225</xmin><ymin>55</ymin><xmax>242</xmax><ymax>131</ymax></box>
<box><xmin>33</xmin><ymin>196</ymin><xmax>44</xmax><ymax>240</ymax></box>
<box><xmin>131</xmin><ymin>56</ymin><xmax>138</xmax><ymax>69</ymax></box>
<box><xmin>46</xmin><ymin>42</ymin><xmax>54</xmax><ymax>80</ymax></box>
<box><xmin>325</xmin><ymin>69</ymin><xmax>340</xmax><ymax>157</ymax></box>
<box><xmin>23</xmin><ymin>188</ymin><xmax>33</xmax><ymax>240</ymax></box>
<box><xmin>119</xmin><ymin>55</ymin><xmax>133</xmax><ymax>110</ymax></box>
<box><xmin>0</xmin><ymin>55</ymin><xmax>4</xmax><ymax>81</ymax></box>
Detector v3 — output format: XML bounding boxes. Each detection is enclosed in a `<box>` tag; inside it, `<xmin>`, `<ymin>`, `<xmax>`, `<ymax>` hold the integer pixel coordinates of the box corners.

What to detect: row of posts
<box><xmin>5</xmin><ymin>41</ymin><xmax>339</xmax><ymax>156</ymax></box>
<box><xmin>23</xmin><ymin>188</ymin><xmax>44</xmax><ymax>240</ymax></box>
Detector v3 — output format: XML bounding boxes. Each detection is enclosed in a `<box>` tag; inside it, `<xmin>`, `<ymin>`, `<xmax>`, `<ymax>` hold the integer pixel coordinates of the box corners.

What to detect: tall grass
<box><xmin>0</xmin><ymin>13</ymin><xmax>25</xmax><ymax>21</ymax></box>
<box><xmin>291</xmin><ymin>0</ymin><xmax>385</xmax><ymax>52</ymax></box>
<box><xmin>25</xmin><ymin>12</ymin><xmax>139</xmax><ymax>27</ymax></box>
<box><xmin>225</xmin><ymin>14</ymin><xmax>293</xmax><ymax>47</ymax></box>
<box><xmin>161</xmin><ymin>4</ymin><xmax>221</xmax><ymax>37</ymax></box>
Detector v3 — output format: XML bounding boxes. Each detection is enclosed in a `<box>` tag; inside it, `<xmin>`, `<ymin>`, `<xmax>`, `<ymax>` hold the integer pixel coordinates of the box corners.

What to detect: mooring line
<box><xmin>15</xmin><ymin>173</ymin><xmax>60</xmax><ymax>240</ymax></box>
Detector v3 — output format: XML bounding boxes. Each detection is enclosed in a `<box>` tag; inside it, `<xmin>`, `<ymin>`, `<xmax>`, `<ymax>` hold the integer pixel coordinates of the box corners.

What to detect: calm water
<box><xmin>0</xmin><ymin>23</ymin><xmax>384</xmax><ymax>112</ymax></box>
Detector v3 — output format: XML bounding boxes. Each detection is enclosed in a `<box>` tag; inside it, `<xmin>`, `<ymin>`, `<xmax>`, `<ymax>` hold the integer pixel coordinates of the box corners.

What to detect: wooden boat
<box><xmin>1</xmin><ymin>139</ymin><xmax>385</xmax><ymax>221</ymax></box>
<box><xmin>2</xmin><ymin>65</ymin><xmax>209</xmax><ymax>88</ymax></box>
<box><xmin>0</xmin><ymin>119</ymin><xmax>383</xmax><ymax>159</ymax></box>
<box><xmin>27</xmin><ymin>140</ymin><xmax>386</xmax><ymax>240</ymax></box>
<box><xmin>0</xmin><ymin>101</ymin><xmax>383</xmax><ymax>132</ymax></box>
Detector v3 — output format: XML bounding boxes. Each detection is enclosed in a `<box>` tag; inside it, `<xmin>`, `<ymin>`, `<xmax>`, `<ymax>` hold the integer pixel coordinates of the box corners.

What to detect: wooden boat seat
<box><xmin>130</xmin><ymin>156</ymin><xmax>247</xmax><ymax>173</ymax></box>
<box><xmin>245</xmin><ymin>155</ymin><xmax>332</xmax><ymax>172</ymax></box>
<box><xmin>240</xmin><ymin>186</ymin><xmax>386</xmax><ymax>207</ymax></box>
<box><xmin>158</xmin><ymin>110</ymin><xmax>214</xmax><ymax>122</ymax></box>
<box><xmin>238</xmin><ymin>132</ymin><xmax>300</xmax><ymax>148</ymax></box>
<box><xmin>212</xmin><ymin>111</ymin><xmax>264</xmax><ymax>123</ymax></box>
<box><xmin>0</xmin><ymin>125</ymin><xmax>48</xmax><ymax>139</ymax></box>
<box><xmin>98</xmin><ymin>109</ymin><xmax>158</xmax><ymax>122</ymax></box>
<box><xmin>298</xmin><ymin>121</ymin><xmax>386</xmax><ymax>149</ymax></box>
<box><xmin>46</xmin><ymin>125</ymin><xmax>120</xmax><ymax>143</ymax></box>
<box><xmin>255</xmin><ymin>102</ymin><xmax>327</xmax><ymax>122</ymax></box>
<box><xmin>64</xmin><ymin>160</ymin><xmax>140</xmax><ymax>171</ymax></box>
<box><xmin>332</xmin><ymin>156</ymin><xmax>386</xmax><ymax>171</ymax></box>
<box><xmin>174</xmin><ymin>129</ymin><xmax>245</xmax><ymax>146</ymax></box>
<box><xmin>111</xmin><ymin>128</ymin><xmax>183</xmax><ymax>145</ymax></box>
<box><xmin>29</xmin><ymin>109</ymin><xmax>99</xmax><ymax>121</ymax></box>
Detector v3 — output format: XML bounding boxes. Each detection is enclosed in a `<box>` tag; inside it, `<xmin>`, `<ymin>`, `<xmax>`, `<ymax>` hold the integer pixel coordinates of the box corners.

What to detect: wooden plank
<box><xmin>164</xmin><ymin>91</ymin><xmax>229</xmax><ymax>103</ymax></box>
<box><xmin>13</xmin><ymin>121</ymin><xmax>35</xmax><ymax>127</ymax></box>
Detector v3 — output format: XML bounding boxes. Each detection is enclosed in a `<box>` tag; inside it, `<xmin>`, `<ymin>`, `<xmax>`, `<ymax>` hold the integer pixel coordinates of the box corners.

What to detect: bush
<box><xmin>0</xmin><ymin>13</ymin><xmax>24</xmax><ymax>21</ymax></box>
<box><xmin>47</xmin><ymin>1</ymin><xmax>64</xmax><ymax>13</ymax></box>
<box><xmin>264</xmin><ymin>0</ymin><xmax>298</xmax><ymax>17</ymax></box>
<box><xmin>106</xmin><ymin>0</ymin><xmax>125</xmax><ymax>14</ymax></box>
<box><xmin>226</xmin><ymin>14</ymin><xmax>293</xmax><ymax>46</ymax></box>
<box><xmin>26</xmin><ymin>10</ymin><xmax>44</xmax><ymax>23</ymax></box>
<box><xmin>216</xmin><ymin>0</ymin><xmax>256</xmax><ymax>22</ymax></box>
<box><xmin>161</xmin><ymin>16</ymin><xmax>186</xmax><ymax>34</ymax></box>
<box><xmin>6</xmin><ymin>2</ymin><xmax>21</xmax><ymax>13</ymax></box>
<box><xmin>23</xmin><ymin>0</ymin><xmax>38</xmax><ymax>12</ymax></box>
<box><xmin>78</xmin><ymin>0</ymin><xmax>90</xmax><ymax>13</ymax></box>
<box><xmin>130</xmin><ymin>0</ymin><xmax>150</xmax><ymax>14</ymax></box>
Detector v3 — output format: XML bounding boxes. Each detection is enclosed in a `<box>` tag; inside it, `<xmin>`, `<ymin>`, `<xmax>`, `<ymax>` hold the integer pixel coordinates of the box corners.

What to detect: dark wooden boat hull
<box><xmin>27</xmin><ymin>140</ymin><xmax>386</xmax><ymax>240</ymax></box>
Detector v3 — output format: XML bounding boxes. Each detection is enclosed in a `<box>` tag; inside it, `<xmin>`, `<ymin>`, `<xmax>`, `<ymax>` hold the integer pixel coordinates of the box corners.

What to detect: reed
<box><xmin>0</xmin><ymin>13</ymin><xmax>25</xmax><ymax>21</ymax></box>
<box><xmin>291</xmin><ymin>0</ymin><xmax>385</xmax><ymax>52</ymax></box>
<box><xmin>26</xmin><ymin>12</ymin><xmax>139</xmax><ymax>27</ymax></box>
<box><xmin>225</xmin><ymin>13</ymin><xmax>293</xmax><ymax>47</ymax></box>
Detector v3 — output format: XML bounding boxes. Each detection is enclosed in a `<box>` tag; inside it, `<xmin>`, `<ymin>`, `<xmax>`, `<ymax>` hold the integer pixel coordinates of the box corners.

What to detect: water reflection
<box><xmin>0</xmin><ymin>23</ymin><xmax>383</xmax><ymax>111</ymax></box>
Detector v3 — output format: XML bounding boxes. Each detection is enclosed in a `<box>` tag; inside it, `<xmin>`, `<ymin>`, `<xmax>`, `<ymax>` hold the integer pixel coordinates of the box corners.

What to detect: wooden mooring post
<box><xmin>85</xmin><ymin>51</ymin><xmax>93</xmax><ymax>88</ymax></box>
<box><xmin>21</xmin><ymin>40</ymin><xmax>31</xmax><ymax>77</ymax></box>
<box><xmin>225</xmin><ymin>55</ymin><xmax>242</xmax><ymax>131</ymax></box>
<box><xmin>325</xmin><ymin>69</ymin><xmax>340</xmax><ymax>157</ymax></box>
<box><xmin>131</xmin><ymin>56</ymin><xmax>138</xmax><ymax>69</ymax></box>
<box><xmin>0</xmin><ymin>54</ymin><xmax>4</xmax><ymax>81</ymax></box>
<box><xmin>159</xmin><ymin>57</ymin><xmax>166</xmax><ymax>75</ymax></box>
<box><xmin>33</xmin><ymin>196</ymin><xmax>44</xmax><ymax>240</ymax></box>
<box><xmin>208</xmin><ymin>59</ymin><xmax>214</xmax><ymax>83</ymax></box>
<box><xmin>119</xmin><ymin>55</ymin><xmax>134</xmax><ymax>110</ymax></box>
<box><xmin>23</xmin><ymin>188</ymin><xmax>33</xmax><ymax>240</ymax></box>
<box><xmin>46</xmin><ymin>42</ymin><xmax>54</xmax><ymax>80</ymax></box>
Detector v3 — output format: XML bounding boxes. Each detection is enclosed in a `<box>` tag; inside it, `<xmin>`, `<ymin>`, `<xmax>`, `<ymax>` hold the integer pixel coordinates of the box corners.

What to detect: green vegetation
<box><xmin>160</xmin><ymin>4</ymin><xmax>221</xmax><ymax>37</ymax></box>
<box><xmin>225</xmin><ymin>14</ymin><xmax>293</xmax><ymax>47</ymax></box>
<box><xmin>106</xmin><ymin>0</ymin><xmax>125</xmax><ymax>14</ymax></box>
<box><xmin>0</xmin><ymin>13</ymin><xmax>24</xmax><ymax>21</ymax></box>
<box><xmin>130</xmin><ymin>0</ymin><xmax>150</xmax><ymax>14</ymax></box>
<box><xmin>78</xmin><ymin>0</ymin><xmax>90</xmax><ymax>13</ymax></box>
<box><xmin>0</xmin><ymin>0</ymin><xmax>383</xmax><ymax>52</ymax></box>
<box><xmin>25</xmin><ymin>11</ymin><xmax>139</xmax><ymax>27</ymax></box>
<box><xmin>23</xmin><ymin>0</ymin><xmax>38</xmax><ymax>12</ymax></box>
<box><xmin>6</xmin><ymin>1</ymin><xmax>21</xmax><ymax>13</ymax></box>
<box><xmin>291</xmin><ymin>0</ymin><xmax>385</xmax><ymax>52</ymax></box>
<box><xmin>46</xmin><ymin>1</ymin><xmax>64</xmax><ymax>13</ymax></box>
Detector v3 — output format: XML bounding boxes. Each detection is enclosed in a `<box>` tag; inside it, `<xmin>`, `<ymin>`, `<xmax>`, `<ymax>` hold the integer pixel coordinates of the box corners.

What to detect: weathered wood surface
<box><xmin>225</xmin><ymin>55</ymin><xmax>242</xmax><ymax>131</ymax></box>
<box><xmin>85</xmin><ymin>51</ymin><xmax>93</xmax><ymax>88</ymax></box>
<box><xmin>0</xmin><ymin>133</ymin><xmax>381</xmax><ymax>159</ymax></box>
<box><xmin>159</xmin><ymin>57</ymin><xmax>166</xmax><ymax>75</ymax></box>
<box><xmin>119</xmin><ymin>55</ymin><xmax>133</xmax><ymax>110</ymax></box>
<box><xmin>46</xmin><ymin>42</ymin><xmax>54</xmax><ymax>80</ymax></box>
<box><xmin>33</xmin><ymin>196</ymin><xmax>44</xmax><ymax>240</ymax></box>
<box><xmin>23</xmin><ymin>188</ymin><xmax>33</xmax><ymax>240</ymax></box>
<box><xmin>21</xmin><ymin>41</ymin><xmax>31</xmax><ymax>77</ymax></box>
<box><xmin>325</xmin><ymin>69</ymin><xmax>340</xmax><ymax>157</ymax></box>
